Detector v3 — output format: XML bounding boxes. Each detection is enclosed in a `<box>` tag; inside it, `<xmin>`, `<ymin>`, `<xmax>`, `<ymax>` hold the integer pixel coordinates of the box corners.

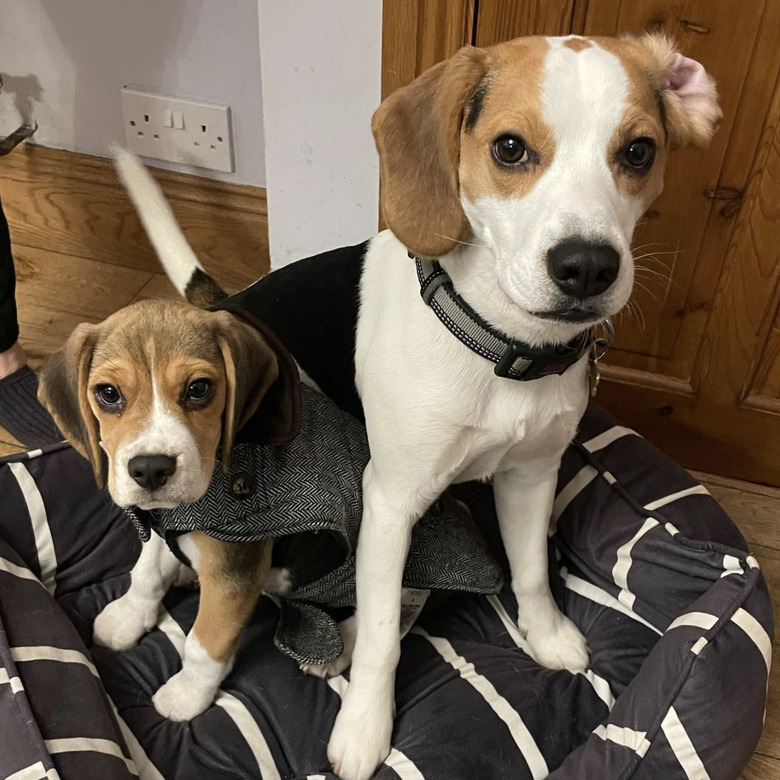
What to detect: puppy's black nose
<box><xmin>547</xmin><ymin>241</ymin><xmax>620</xmax><ymax>298</ymax></box>
<box><xmin>128</xmin><ymin>455</ymin><xmax>177</xmax><ymax>491</ymax></box>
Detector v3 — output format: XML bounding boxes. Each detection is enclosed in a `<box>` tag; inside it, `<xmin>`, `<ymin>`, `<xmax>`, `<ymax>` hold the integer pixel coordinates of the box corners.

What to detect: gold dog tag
<box><xmin>589</xmin><ymin>359</ymin><xmax>601</xmax><ymax>398</ymax></box>
<box><xmin>588</xmin><ymin>319</ymin><xmax>613</xmax><ymax>398</ymax></box>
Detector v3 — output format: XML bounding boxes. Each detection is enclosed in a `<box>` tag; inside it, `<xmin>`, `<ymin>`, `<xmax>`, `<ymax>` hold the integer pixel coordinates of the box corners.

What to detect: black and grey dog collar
<box><xmin>413</xmin><ymin>253</ymin><xmax>604</xmax><ymax>381</ymax></box>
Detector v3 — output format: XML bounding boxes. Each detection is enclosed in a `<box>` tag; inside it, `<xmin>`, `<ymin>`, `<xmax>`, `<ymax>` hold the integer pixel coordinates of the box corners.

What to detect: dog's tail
<box><xmin>112</xmin><ymin>146</ymin><xmax>227</xmax><ymax>308</ymax></box>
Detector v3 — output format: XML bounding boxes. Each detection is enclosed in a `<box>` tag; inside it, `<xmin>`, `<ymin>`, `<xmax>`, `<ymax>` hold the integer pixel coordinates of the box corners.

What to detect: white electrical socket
<box><xmin>120</xmin><ymin>88</ymin><xmax>234</xmax><ymax>173</ymax></box>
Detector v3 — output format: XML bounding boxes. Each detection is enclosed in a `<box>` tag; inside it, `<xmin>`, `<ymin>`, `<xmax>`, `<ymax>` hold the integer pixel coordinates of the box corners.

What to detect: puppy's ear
<box><xmin>38</xmin><ymin>323</ymin><xmax>105</xmax><ymax>486</ymax></box>
<box><xmin>372</xmin><ymin>45</ymin><xmax>489</xmax><ymax>259</ymax></box>
<box><xmin>213</xmin><ymin>310</ymin><xmax>304</xmax><ymax>469</ymax></box>
<box><xmin>639</xmin><ymin>34</ymin><xmax>721</xmax><ymax>149</ymax></box>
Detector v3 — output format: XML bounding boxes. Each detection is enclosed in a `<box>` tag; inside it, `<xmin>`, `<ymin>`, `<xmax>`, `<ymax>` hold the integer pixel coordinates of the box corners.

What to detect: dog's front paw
<box><xmin>262</xmin><ymin>566</ymin><xmax>293</xmax><ymax>596</ymax></box>
<box><xmin>152</xmin><ymin>669</ymin><xmax>218</xmax><ymax>721</ymax></box>
<box><xmin>301</xmin><ymin>616</ymin><xmax>356</xmax><ymax>679</ymax></box>
<box><xmin>300</xmin><ymin>651</ymin><xmax>352</xmax><ymax>679</ymax></box>
<box><xmin>93</xmin><ymin>594</ymin><xmax>159</xmax><ymax>651</ymax></box>
<box><xmin>328</xmin><ymin>686</ymin><xmax>393</xmax><ymax>780</ymax></box>
<box><xmin>172</xmin><ymin>563</ymin><xmax>199</xmax><ymax>589</ymax></box>
<box><xmin>525</xmin><ymin>613</ymin><xmax>589</xmax><ymax>672</ymax></box>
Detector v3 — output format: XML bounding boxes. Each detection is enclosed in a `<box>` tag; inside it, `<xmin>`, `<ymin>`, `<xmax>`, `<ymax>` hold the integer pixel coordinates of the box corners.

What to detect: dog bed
<box><xmin>0</xmin><ymin>404</ymin><xmax>771</xmax><ymax>780</ymax></box>
<box><xmin>0</xmin><ymin>242</ymin><xmax>772</xmax><ymax>779</ymax></box>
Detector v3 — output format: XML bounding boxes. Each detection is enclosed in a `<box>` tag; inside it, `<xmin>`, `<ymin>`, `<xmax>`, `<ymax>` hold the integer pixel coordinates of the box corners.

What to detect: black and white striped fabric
<box><xmin>0</xmin><ymin>400</ymin><xmax>771</xmax><ymax>779</ymax></box>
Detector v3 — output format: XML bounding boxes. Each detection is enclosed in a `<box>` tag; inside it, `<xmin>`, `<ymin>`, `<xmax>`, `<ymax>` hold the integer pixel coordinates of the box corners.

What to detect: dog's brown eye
<box><xmin>622</xmin><ymin>138</ymin><xmax>656</xmax><ymax>170</ymax></box>
<box><xmin>492</xmin><ymin>134</ymin><xmax>529</xmax><ymax>166</ymax></box>
<box><xmin>96</xmin><ymin>384</ymin><xmax>124</xmax><ymax>412</ymax></box>
<box><xmin>183</xmin><ymin>378</ymin><xmax>213</xmax><ymax>408</ymax></box>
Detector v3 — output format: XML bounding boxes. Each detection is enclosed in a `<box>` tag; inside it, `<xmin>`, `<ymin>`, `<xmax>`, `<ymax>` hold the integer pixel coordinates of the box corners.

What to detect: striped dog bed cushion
<box><xmin>0</xmin><ymin>400</ymin><xmax>771</xmax><ymax>779</ymax></box>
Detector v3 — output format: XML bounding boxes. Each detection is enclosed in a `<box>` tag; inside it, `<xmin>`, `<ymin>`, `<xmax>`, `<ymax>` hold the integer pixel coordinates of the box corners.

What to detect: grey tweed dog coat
<box><xmin>128</xmin><ymin>383</ymin><xmax>503</xmax><ymax>665</ymax></box>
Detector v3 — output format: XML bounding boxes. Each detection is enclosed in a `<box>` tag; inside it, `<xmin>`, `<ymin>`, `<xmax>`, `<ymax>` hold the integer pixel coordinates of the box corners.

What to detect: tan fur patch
<box><xmin>593</xmin><ymin>36</ymin><xmax>669</xmax><ymax>203</ymax></box>
<box><xmin>188</xmin><ymin>532</ymin><xmax>273</xmax><ymax>661</ymax></box>
<box><xmin>459</xmin><ymin>37</ymin><xmax>553</xmax><ymax>203</ymax></box>
<box><xmin>563</xmin><ymin>37</ymin><xmax>592</xmax><ymax>53</ymax></box>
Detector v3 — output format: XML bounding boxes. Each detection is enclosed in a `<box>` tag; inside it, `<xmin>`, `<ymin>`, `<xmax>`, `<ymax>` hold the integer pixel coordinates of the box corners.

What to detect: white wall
<box><xmin>0</xmin><ymin>0</ymin><xmax>384</xmax><ymax>264</ymax></box>
<box><xmin>0</xmin><ymin>0</ymin><xmax>265</xmax><ymax>186</ymax></box>
<box><xmin>258</xmin><ymin>0</ymin><xmax>382</xmax><ymax>268</ymax></box>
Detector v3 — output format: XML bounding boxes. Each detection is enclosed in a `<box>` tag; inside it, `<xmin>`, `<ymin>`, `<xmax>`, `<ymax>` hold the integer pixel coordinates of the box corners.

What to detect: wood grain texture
<box><xmin>474</xmin><ymin>0</ymin><xmax>574</xmax><ymax>44</ymax></box>
<box><xmin>130</xmin><ymin>273</ymin><xmax>180</xmax><ymax>303</ymax></box>
<box><xmin>741</xmin><ymin>753</ymin><xmax>780</xmax><ymax>780</ymax></box>
<box><xmin>1</xmin><ymin>144</ymin><xmax>269</xmax><ymax>291</ymax></box>
<box><xmin>382</xmin><ymin>0</ymin><xmax>474</xmax><ymax>100</ymax></box>
<box><xmin>17</xmin><ymin>302</ymin><xmax>102</xmax><ymax>371</ymax></box>
<box><xmin>13</xmin><ymin>244</ymin><xmax>151</xmax><ymax>320</ymax></box>
<box><xmin>0</xmin><ymin>435</ymin><xmax>22</xmax><ymax>457</ymax></box>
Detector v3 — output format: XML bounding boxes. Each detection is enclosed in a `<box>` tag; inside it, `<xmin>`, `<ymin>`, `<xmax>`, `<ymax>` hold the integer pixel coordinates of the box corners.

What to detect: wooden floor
<box><xmin>0</xmin><ymin>146</ymin><xmax>778</xmax><ymax>778</ymax></box>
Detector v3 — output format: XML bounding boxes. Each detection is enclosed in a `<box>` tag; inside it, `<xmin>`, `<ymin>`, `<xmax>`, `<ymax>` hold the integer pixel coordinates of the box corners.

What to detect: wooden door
<box><xmin>382</xmin><ymin>0</ymin><xmax>780</xmax><ymax>485</ymax></box>
<box><xmin>572</xmin><ymin>1</ymin><xmax>780</xmax><ymax>487</ymax></box>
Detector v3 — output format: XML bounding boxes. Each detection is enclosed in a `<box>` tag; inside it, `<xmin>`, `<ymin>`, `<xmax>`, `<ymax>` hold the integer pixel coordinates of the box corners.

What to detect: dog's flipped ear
<box><xmin>639</xmin><ymin>34</ymin><xmax>721</xmax><ymax>150</ymax></box>
<box><xmin>213</xmin><ymin>312</ymin><xmax>300</xmax><ymax>469</ymax></box>
<box><xmin>372</xmin><ymin>45</ymin><xmax>489</xmax><ymax>259</ymax></box>
<box><xmin>37</xmin><ymin>323</ymin><xmax>105</xmax><ymax>486</ymax></box>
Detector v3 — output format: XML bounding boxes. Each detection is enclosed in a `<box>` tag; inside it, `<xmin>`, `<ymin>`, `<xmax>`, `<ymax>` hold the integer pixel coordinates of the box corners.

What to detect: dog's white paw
<box><xmin>525</xmin><ymin>613</ymin><xmax>589</xmax><ymax>672</ymax></box>
<box><xmin>152</xmin><ymin>669</ymin><xmax>217</xmax><ymax>721</ymax></box>
<box><xmin>93</xmin><ymin>594</ymin><xmax>159</xmax><ymax>651</ymax></box>
<box><xmin>262</xmin><ymin>567</ymin><xmax>293</xmax><ymax>596</ymax></box>
<box><xmin>301</xmin><ymin>616</ymin><xmax>356</xmax><ymax>679</ymax></box>
<box><xmin>327</xmin><ymin>686</ymin><xmax>393</xmax><ymax>780</ymax></box>
<box><xmin>300</xmin><ymin>651</ymin><xmax>352</xmax><ymax>679</ymax></box>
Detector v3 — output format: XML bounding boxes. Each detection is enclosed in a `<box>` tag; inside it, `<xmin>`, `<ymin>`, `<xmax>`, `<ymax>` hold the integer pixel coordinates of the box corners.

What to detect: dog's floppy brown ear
<box><xmin>372</xmin><ymin>45</ymin><xmax>489</xmax><ymax>258</ymax></box>
<box><xmin>638</xmin><ymin>34</ymin><xmax>721</xmax><ymax>150</ymax></box>
<box><xmin>213</xmin><ymin>312</ymin><xmax>300</xmax><ymax>468</ymax></box>
<box><xmin>37</xmin><ymin>323</ymin><xmax>105</xmax><ymax>486</ymax></box>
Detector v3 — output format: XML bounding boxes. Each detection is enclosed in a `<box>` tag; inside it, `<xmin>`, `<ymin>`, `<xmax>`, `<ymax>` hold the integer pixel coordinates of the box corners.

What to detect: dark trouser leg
<box><xmin>0</xmin><ymin>191</ymin><xmax>20</xmax><ymax>352</ymax></box>
<box><xmin>0</xmin><ymin>190</ymin><xmax>60</xmax><ymax>448</ymax></box>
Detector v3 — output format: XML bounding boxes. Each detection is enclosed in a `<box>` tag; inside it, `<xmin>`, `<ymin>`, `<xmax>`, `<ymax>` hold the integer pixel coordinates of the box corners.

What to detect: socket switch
<box><xmin>121</xmin><ymin>88</ymin><xmax>234</xmax><ymax>172</ymax></box>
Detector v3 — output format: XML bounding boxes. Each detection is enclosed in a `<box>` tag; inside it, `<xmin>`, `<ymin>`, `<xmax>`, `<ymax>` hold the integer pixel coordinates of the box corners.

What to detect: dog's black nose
<box><xmin>547</xmin><ymin>241</ymin><xmax>620</xmax><ymax>298</ymax></box>
<box><xmin>128</xmin><ymin>455</ymin><xmax>177</xmax><ymax>491</ymax></box>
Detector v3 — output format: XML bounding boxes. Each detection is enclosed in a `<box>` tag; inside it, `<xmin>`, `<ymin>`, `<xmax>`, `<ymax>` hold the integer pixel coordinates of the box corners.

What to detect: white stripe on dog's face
<box><xmin>111</xmin><ymin>372</ymin><xmax>210</xmax><ymax>509</ymax></box>
<box><xmin>459</xmin><ymin>36</ymin><xmax>667</xmax><ymax>329</ymax></box>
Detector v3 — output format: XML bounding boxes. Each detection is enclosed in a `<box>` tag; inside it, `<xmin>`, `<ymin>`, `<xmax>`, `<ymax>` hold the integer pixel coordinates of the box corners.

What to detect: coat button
<box><xmin>230</xmin><ymin>471</ymin><xmax>254</xmax><ymax>499</ymax></box>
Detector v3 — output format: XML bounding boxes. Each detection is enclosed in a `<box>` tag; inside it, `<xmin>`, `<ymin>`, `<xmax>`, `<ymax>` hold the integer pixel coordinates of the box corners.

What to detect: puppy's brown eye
<box><xmin>622</xmin><ymin>138</ymin><xmax>656</xmax><ymax>171</ymax></box>
<box><xmin>183</xmin><ymin>378</ymin><xmax>213</xmax><ymax>409</ymax></box>
<box><xmin>96</xmin><ymin>384</ymin><xmax>124</xmax><ymax>413</ymax></box>
<box><xmin>492</xmin><ymin>134</ymin><xmax>529</xmax><ymax>166</ymax></box>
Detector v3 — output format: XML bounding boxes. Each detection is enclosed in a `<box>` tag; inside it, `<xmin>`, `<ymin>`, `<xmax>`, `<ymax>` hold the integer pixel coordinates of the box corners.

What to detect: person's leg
<box><xmin>0</xmin><ymin>190</ymin><xmax>60</xmax><ymax>447</ymax></box>
<box><xmin>0</xmin><ymin>188</ymin><xmax>21</xmax><ymax>357</ymax></box>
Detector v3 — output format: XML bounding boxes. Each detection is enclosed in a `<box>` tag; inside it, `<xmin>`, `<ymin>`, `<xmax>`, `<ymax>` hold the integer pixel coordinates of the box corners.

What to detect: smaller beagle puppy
<box><xmin>37</xmin><ymin>150</ymin><xmax>356</xmax><ymax>721</ymax></box>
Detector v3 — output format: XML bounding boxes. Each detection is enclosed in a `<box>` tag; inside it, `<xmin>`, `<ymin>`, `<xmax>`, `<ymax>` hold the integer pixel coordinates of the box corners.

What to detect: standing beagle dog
<box><xmin>326</xmin><ymin>34</ymin><xmax>721</xmax><ymax>779</ymax></box>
